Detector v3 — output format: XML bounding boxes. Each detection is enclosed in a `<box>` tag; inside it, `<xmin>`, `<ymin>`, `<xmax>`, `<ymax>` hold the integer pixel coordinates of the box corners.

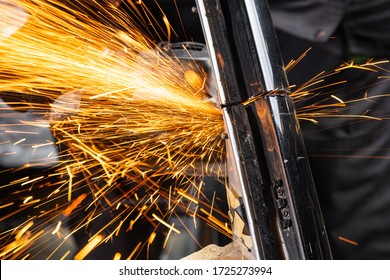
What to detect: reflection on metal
<box><xmin>196</xmin><ymin>0</ymin><xmax>332</xmax><ymax>259</ymax></box>
<box><xmin>0</xmin><ymin>1</ymin><xmax>28</xmax><ymax>41</ymax></box>
<box><xmin>256</xmin><ymin>95</ymin><xmax>332</xmax><ymax>259</ymax></box>
<box><xmin>0</xmin><ymin>98</ymin><xmax>58</xmax><ymax>168</ymax></box>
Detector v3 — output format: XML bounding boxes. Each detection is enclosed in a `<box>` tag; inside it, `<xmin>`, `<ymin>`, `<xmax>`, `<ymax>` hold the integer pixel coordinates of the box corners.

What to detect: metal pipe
<box><xmin>196</xmin><ymin>0</ymin><xmax>332</xmax><ymax>259</ymax></box>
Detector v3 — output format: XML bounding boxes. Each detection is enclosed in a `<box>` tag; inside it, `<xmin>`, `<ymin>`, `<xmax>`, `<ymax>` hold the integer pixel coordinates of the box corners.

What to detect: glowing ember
<box><xmin>74</xmin><ymin>234</ymin><xmax>104</xmax><ymax>260</ymax></box>
<box><xmin>338</xmin><ymin>236</ymin><xmax>359</xmax><ymax>246</ymax></box>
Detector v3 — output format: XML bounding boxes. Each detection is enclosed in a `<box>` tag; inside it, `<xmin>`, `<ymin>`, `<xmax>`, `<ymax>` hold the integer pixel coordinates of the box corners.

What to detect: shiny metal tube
<box><xmin>256</xmin><ymin>94</ymin><xmax>332</xmax><ymax>259</ymax></box>
<box><xmin>196</xmin><ymin>0</ymin><xmax>332</xmax><ymax>259</ymax></box>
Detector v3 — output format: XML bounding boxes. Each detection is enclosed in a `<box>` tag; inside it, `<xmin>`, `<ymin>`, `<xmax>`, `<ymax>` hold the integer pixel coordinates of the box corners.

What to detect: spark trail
<box><xmin>0</xmin><ymin>0</ymin><xmax>225</xmax><ymax>260</ymax></box>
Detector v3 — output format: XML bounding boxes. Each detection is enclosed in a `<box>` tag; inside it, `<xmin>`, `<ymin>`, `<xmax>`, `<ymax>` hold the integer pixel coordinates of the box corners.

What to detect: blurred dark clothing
<box><xmin>270</xmin><ymin>1</ymin><xmax>390</xmax><ymax>259</ymax></box>
<box><xmin>269</xmin><ymin>0</ymin><xmax>390</xmax><ymax>56</ymax></box>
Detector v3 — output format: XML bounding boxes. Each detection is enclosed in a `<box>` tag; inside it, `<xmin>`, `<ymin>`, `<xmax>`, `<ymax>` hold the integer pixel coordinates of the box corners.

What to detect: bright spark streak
<box><xmin>209</xmin><ymin>191</ymin><xmax>216</xmax><ymax>217</ymax></box>
<box><xmin>126</xmin><ymin>242</ymin><xmax>142</xmax><ymax>260</ymax></box>
<box><xmin>338</xmin><ymin>236</ymin><xmax>359</xmax><ymax>246</ymax></box>
<box><xmin>51</xmin><ymin>221</ymin><xmax>62</xmax><ymax>235</ymax></box>
<box><xmin>23</xmin><ymin>196</ymin><xmax>33</xmax><ymax>204</ymax></box>
<box><xmin>200</xmin><ymin>208</ymin><xmax>232</xmax><ymax>235</ymax></box>
<box><xmin>20</xmin><ymin>176</ymin><xmax>44</xmax><ymax>186</ymax></box>
<box><xmin>74</xmin><ymin>234</ymin><xmax>104</xmax><ymax>260</ymax></box>
<box><xmin>60</xmin><ymin>250</ymin><xmax>71</xmax><ymax>260</ymax></box>
<box><xmin>62</xmin><ymin>193</ymin><xmax>87</xmax><ymax>217</ymax></box>
<box><xmin>0</xmin><ymin>202</ymin><xmax>15</xmax><ymax>209</ymax></box>
<box><xmin>152</xmin><ymin>213</ymin><xmax>181</xmax><ymax>234</ymax></box>
<box><xmin>13</xmin><ymin>138</ymin><xmax>26</xmax><ymax>145</ymax></box>
<box><xmin>4</xmin><ymin>131</ymin><xmax>39</xmax><ymax>135</ymax></box>
<box><xmin>148</xmin><ymin>232</ymin><xmax>156</xmax><ymax>245</ymax></box>
<box><xmin>176</xmin><ymin>189</ymin><xmax>199</xmax><ymax>205</ymax></box>
<box><xmin>88</xmin><ymin>86</ymin><xmax>134</xmax><ymax>100</ymax></box>
<box><xmin>330</xmin><ymin>95</ymin><xmax>345</xmax><ymax>104</ymax></box>
<box><xmin>162</xmin><ymin>15</ymin><xmax>171</xmax><ymax>42</ymax></box>
<box><xmin>15</xmin><ymin>221</ymin><xmax>34</xmax><ymax>241</ymax></box>
<box><xmin>163</xmin><ymin>223</ymin><xmax>175</xmax><ymax>249</ymax></box>
<box><xmin>113</xmin><ymin>252</ymin><xmax>121</xmax><ymax>260</ymax></box>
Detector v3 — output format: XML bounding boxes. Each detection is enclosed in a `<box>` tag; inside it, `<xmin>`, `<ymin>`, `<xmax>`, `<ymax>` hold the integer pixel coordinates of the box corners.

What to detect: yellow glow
<box><xmin>74</xmin><ymin>235</ymin><xmax>104</xmax><ymax>260</ymax></box>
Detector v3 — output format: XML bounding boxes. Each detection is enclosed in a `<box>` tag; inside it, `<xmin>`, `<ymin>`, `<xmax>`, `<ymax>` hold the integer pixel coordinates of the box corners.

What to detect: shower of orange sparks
<box><xmin>0</xmin><ymin>0</ymin><xmax>228</xmax><ymax>260</ymax></box>
<box><xmin>290</xmin><ymin>59</ymin><xmax>390</xmax><ymax>123</ymax></box>
<box><xmin>0</xmin><ymin>0</ymin><xmax>388</xmax><ymax>260</ymax></box>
